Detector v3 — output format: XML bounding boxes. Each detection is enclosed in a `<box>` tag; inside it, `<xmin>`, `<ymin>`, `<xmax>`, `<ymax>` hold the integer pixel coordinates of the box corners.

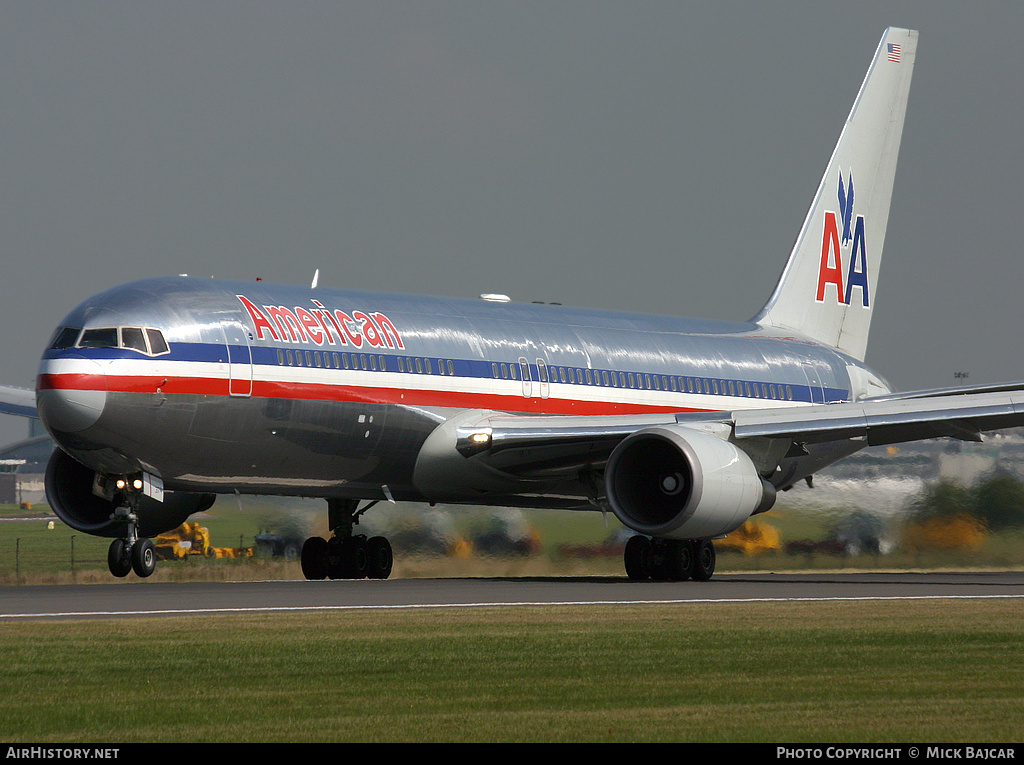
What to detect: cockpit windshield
<box><xmin>78</xmin><ymin>328</ymin><xmax>119</xmax><ymax>349</ymax></box>
<box><xmin>48</xmin><ymin>326</ymin><xmax>170</xmax><ymax>356</ymax></box>
<box><xmin>47</xmin><ymin>326</ymin><xmax>83</xmax><ymax>350</ymax></box>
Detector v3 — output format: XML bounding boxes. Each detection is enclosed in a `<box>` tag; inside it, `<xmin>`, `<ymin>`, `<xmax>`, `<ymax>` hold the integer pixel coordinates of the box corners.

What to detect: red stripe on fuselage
<box><xmin>38</xmin><ymin>371</ymin><xmax>713</xmax><ymax>417</ymax></box>
<box><xmin>37</xmin><ymin>373</ymin><xmax>107</xmax><ymax>392</ymax></box>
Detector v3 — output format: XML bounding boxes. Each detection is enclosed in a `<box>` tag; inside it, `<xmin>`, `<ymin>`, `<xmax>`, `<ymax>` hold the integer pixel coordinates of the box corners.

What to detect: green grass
<box><xmin>1</xmin><ymin>600</ymin><xmax>1022</xmax><ymax>742</ymax></box>
<box><xmin>3</xmin><ymin>502</ymin><xmax>1024</xmax><ymax>742</ymax></box>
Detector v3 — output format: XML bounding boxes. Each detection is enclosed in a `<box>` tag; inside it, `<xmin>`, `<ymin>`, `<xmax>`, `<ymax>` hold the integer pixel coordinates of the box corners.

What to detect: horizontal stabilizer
<box><xmin>0</xmin><ymin>385</ymin><xmax>38</xmax><ymax>419</ymax></box>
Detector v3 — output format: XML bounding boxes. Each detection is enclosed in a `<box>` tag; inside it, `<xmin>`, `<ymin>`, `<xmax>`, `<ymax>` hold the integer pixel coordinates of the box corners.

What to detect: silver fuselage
<box><xmin>36</xmin><ymin>276</ymin><xmax>882</xmax><ymax>508</ymax></box>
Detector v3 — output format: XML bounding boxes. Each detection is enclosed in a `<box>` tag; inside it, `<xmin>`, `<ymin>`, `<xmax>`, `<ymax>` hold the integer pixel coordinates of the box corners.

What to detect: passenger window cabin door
<box><xmin>519</xmin><ymin>357</ymin><xmax>532</xmax><ymax>398</ymax></box>
<box><xmin>801</xmin><ymin>362</ymin><xmax>824</xmax><ymax>404</ymax></box>
<box><xmin>536</xmin><ymin>358</ymin><xmax>550</xmax><ymax>399</ymax></box>
<box><xmin>224</xmin><ymin>321</ymin><xmax>253</xmax><ymax>397</ymax></box>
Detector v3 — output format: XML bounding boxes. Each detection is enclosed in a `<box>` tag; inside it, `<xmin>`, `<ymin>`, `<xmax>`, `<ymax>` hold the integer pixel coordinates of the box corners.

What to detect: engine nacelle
<box><xmin>44</xmin><ymin>448</ymin><xmax>216</xmax><ymax>538</ymax></box>
<box><xmin>605</xmin><ymin>425</ymin><xmax>775</xmax><ymax>539</ymax></box>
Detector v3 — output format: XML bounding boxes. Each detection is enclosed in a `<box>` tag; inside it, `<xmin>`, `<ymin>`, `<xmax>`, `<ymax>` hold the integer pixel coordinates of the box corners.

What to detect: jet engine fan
<box><xmin>605</xmin><ymin>426</ymin><xmax>775</xmax><ymax>539</ymax></box>
<box><xmin>44</xmin><ymin>448</ymin><xmax>215</xmax><ymax>538</ymax></box>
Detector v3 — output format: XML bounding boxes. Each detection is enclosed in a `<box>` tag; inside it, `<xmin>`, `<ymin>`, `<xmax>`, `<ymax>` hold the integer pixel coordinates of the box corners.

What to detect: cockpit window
<box><xmin>121</xmin><ymin>327</ymin><xmax>149</xmax><ymax>353</ymax></box>
<box><xmin>145</xmin><ymin>328</ymin><xmax>169</xmax><ymax>355</ymax></box>
<box><xmin>78</xmin><ymin>328</ymin><xmax>119</xmax><ymax>349</ymax></box>
<box><xmin>67</xmin><ymin>326</ymin><xmax>170</xmax><ymax>356</ymax></box>
<box><xmin>48</xmin><ymin>326</ymin><xmax>82</xmax><ymax>350</ymax></box>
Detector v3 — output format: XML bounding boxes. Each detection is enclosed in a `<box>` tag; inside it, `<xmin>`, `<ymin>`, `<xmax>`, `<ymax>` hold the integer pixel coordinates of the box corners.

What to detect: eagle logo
<box><xmin>838</xmin><ymin>171</ymin><xmax>855</xmax><ymax>245</ymax></box>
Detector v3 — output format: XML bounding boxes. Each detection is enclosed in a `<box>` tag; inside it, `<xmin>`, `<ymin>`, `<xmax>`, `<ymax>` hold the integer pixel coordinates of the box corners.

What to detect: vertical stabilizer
<box><xmin>753</xmin><ymin>28</ymin><xmax>917</xmax><ymax>360</ymax></box>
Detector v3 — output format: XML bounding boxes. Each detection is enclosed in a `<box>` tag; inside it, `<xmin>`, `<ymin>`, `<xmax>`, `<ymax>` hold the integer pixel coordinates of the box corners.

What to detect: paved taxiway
<box><xmin>2</xmin><ymin>571</ymin><xmax>1023</xmax><ymax>620</ymax></box>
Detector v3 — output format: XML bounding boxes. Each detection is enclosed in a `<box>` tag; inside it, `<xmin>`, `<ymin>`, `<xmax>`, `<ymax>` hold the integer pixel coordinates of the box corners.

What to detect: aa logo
<box><xmin>815</xmin><ymin>171</ymin><xmax>869</xmax><ymax>307</ymax></box>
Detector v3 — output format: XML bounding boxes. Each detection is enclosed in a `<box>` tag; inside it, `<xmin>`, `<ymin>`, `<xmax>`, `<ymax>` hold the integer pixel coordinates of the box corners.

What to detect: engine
<box><xmin>605</xmin><ymin>425</ymin><xmax>776</xmax><ymax>539</ymax></box>
<box><xmin>44</xmin><ymin>448</ymin><xmax>216</xmax><ymax>538</ymax></box>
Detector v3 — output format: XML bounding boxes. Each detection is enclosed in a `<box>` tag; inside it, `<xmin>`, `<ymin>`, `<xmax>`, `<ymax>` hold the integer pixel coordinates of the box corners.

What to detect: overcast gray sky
<box><xmin>3</xmin><ymin>2</ymin><xmax>1023</xmax><ymax>446</ymax></box>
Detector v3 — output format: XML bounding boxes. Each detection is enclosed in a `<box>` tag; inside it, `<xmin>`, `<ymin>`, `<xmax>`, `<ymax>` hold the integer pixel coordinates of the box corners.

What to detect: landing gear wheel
<box><xmin>107</xmin><ymin>539</ymin><xmax>132</xmax><ymax>578</ymax></box>
<box><xmin>323</xmin><ymin>535</ymin><xmax>370</xmax><ymax>579</ymax></box>
<box><xmin>301</xmin><ymin>536</ymin><xmax>329</xmax><ymax>580</ymax></box>
<box><xmin>624</xmin><ymin>536</ymin><xmax>712</xmax><ymax>581</ymax></box>
<box><xmin>325</xmin><ymin>536</ymin><xmax>346</xmax><ymax>579</ymax></box>
<box><xmin>341</xmin><ymin>537</ymin><xmax>369</xmax><ymax>579</ymax></box>
<box><xmin>131</xmin><ymin>538</ymin><xmax>157</xmax><ymax>578</ymax></box>
<box><xmin>691</xmin><ymin>540</ymin><xmax>716</xmax><ymax>582</ymax></box>
<box><xmin>624</xmin><ymin>535</ymin><xmax>654</xmax><ymax>581</ymax></box>
<box><xmin>657</xmin><ymin>539</ymin><xmax>693</xmax><ymax>582</ymax></box>
<box><xmin>367</xmin><ymin>536</ymin><xmax>393</xmax><ymax>580</ymax></box>
<box><xmin>309</xmin><ymin>498</ymin><xmax>397</xmax><ymax>581</ymax></box>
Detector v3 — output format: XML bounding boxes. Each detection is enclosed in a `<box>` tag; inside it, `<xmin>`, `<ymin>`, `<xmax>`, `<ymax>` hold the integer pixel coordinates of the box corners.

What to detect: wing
<box><xmin>414</xmin><ymin>380</ymin><xmax>1024</xmax><ymax>539</ymax></box>
<box><xmin>732</xmin><ymin>381</ymin><xmax>1024</xmax><ymax>446</ymax></box>
<box><xmin>441</xmin><ymin>382</ymin><xmax>1024</xmax><ymax>484</ymax></box>
<box><xmin>0</xmin><ymin>385</ymin><xmax>38</xmax><ymax>419</ymax></box>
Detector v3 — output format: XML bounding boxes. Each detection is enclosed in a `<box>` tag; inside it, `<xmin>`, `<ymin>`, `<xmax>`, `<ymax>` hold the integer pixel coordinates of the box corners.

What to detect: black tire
<box><xmin>131</xmin><ymin>538</ymin><xmax>157</xmax><ymax>578</ymax></box>
<box><xmin>301</xmin><ymin>536</ymin><xmax>329</xmax><ymax>580</ymax></box>
<box><xmin>691</xmin><ymin>540</ymin><xmax>716</xmax><ymax>581</ymax></box>
<box><xmin>325</xmin><ymin>536</ymin><xmax>346</xmax><ymax>579</ymax></box>
<box><xmin>660</xmin><ymin>539</ymin><xmax>693</xmax><ymax>582</ymax></box>
<box><xmin>107</xmin><ymin>539</ymin><xmax>132</xmax><ymax>578</ymax></box>
<box><xmin>624</xmin><ymin>535</ymin><xmax>654</xmax><ymax>581</ymax></box>
<box><xmin>342</xmin><ymin>537</ymin><xmax>369</xmax><ymax>579</ymax></box>
<box><xmin>367</xmin><ymin>536</ymin><xmax>393</xmax><ymax>580</ymax></box>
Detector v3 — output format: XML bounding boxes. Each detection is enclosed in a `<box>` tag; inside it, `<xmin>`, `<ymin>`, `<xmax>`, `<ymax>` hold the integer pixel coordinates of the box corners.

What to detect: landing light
<box><xmin>456</xmin><ymin>427</ymin><xmax>494</xmax><ymax>457</ymax></box>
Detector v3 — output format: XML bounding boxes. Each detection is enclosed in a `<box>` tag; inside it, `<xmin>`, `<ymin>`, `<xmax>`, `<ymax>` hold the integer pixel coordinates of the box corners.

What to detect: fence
<box><xmin>0</xmin><ymin>530</ymin><xmax>111</xmax><ymax>582</ymax></box>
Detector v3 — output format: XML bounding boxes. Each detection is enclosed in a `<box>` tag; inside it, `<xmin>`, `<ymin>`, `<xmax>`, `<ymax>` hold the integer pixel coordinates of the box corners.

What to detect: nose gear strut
<box><xmin>105</xmin><ymin>475</ymin><xmax>157</xmax><ymax>578</ymax></box>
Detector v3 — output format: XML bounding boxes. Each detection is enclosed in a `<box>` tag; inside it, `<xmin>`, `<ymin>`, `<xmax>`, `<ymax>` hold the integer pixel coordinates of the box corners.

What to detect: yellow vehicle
<box><xmin>154</xmin><ymin>522</ymin><xmax>253</xmax><ymax>560</ymax></box>
<box><xmin>902</xmin><ymin>514</ymin><xmax>985</xmax><ymax>552</ymax></box>
<box><xmin>718</xmin><ymin>518</ymin><xmax>781</xmax><ymax>556</ymax></box>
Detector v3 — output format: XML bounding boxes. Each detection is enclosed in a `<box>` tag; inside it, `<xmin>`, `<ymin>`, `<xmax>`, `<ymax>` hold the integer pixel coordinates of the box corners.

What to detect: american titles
<box><xmin>236</xmin><ymin>295</ymin><xmax>404</xmax><ymax>350</ymax></box>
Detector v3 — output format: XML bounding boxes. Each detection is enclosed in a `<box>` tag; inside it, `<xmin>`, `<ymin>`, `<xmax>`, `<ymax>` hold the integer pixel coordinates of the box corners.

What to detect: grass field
<box><xmin>1</xmin><ymin>600</ymin><xmax>1022</xmax><ymax>742</ymax></box>
<box><xmin>3</xmin><ymin>500</ymin><xmax>1023</xmax><ymax>742</ymax></box>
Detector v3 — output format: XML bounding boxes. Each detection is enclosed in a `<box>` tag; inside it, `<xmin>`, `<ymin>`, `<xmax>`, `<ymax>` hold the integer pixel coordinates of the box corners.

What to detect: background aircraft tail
<box><xmin>753</xmin><ymin>27</ymin><xmax>917</xmax><ymax>361</ymax></box>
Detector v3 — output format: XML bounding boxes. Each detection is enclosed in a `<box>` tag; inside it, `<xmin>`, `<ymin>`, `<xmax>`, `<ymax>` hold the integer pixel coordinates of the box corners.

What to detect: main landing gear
<box><xmin>300</xmin><ymin>498</ymin><xmax>393</xmax><ymax>581</ymax></box>
<box><xmin>623</xmin><ymin>536</ymin><xmax>716</xmax><ymax>582</ymax></box>
<box><xmin>105</xmin><ymin>478</ymin><xmax>157</xmax><ymax>578</ymax></box>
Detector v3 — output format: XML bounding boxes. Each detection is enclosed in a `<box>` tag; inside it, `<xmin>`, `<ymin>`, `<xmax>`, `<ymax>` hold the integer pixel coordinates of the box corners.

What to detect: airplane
<box><xmin>7</xmin><ymin>26</ymin><xmax>1024</xmax><ymax>582</ymax></box>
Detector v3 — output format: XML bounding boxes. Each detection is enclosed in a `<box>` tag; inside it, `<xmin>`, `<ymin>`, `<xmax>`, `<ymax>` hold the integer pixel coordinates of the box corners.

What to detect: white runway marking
<box><xmin>4</xmin><ymin>593</ymin><xmax>1023</xmax><ymax>620</ymax></box>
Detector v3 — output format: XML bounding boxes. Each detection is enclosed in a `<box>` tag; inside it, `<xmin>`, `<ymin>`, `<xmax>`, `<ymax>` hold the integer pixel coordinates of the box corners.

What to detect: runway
<box><xmin>3</xmin><ymin>571</ymin><xmax>1024</xmax><ymax>620</ymax></box>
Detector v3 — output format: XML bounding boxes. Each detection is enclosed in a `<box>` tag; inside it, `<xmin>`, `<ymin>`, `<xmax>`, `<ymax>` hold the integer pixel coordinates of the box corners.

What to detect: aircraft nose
<box><xmin>36</xmin><ymin>360</ymin><xmax>108</xmax><ymax>433</ymax></box>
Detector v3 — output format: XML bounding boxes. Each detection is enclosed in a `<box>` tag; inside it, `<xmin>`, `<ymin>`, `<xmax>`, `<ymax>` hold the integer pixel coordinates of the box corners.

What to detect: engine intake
<box><xmin>605</xmin><ymin>426</ymin><xmax>775</xmax><ymax>539</ymax></box>
<box><xmin>45</xmin><ymin>448</ymin><xmax>215</xmax><ymax>538</ymax></box>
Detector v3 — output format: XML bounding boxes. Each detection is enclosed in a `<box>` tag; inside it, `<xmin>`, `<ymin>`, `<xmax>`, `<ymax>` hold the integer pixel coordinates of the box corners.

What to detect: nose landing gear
<box><xmin>107</xmin><ymin>536</ymin><xmax>156</xmax><ymax>578</ymax></box>
<box><xmin>105</xmin><ymin>476</ymin><xmax>158</xmax><ymax>578</ymax></box>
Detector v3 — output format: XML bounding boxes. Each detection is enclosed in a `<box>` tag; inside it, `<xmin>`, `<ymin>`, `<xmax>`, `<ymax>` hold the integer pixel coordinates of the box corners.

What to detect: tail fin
<box><xmin>753</xmin><ymin>27</ymin><xmax>917</xmax><ymax>361</ymax></box>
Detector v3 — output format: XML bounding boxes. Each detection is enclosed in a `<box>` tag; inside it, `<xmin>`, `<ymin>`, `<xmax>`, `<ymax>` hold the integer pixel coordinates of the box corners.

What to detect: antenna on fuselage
<box><xmin>311</xmin><ymin>269</ymin><xmax>319</xmax><ymax>289</ymax></box>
